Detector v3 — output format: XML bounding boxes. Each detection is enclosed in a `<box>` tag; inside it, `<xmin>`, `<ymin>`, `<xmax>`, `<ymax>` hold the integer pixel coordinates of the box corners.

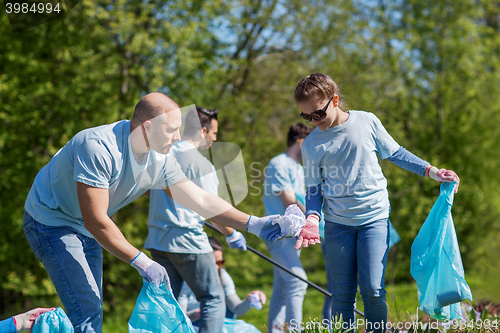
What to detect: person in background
<box><xmin>295</xmin><ymin>73</ymin><xmax>459</xmax><ymax>333</ymax></box>
<box><xmin>178</xmin><ymin>237</ymin><xmax>265</xmax><ymax>328</ymax></box>
<box><xmin>262</xmin><ymin>123</ymin><xmax>312</xmax><ymax>332</ymax></box>
<box><xmin>144</xmin><ymin>106</ymin><xmax>247</xmax><ymax>333</ymax></box>
<box><xmin>0</xmin><ymin>308</ymin><xmax>55</xmax><ymax>333</ymax></box>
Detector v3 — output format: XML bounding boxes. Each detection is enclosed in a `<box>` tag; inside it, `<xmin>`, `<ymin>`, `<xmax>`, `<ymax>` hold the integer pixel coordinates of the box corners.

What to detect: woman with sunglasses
<box><xmin>293</xmin><ymin>73</ymin><xmax>460</xmax><ymax>333</ymax></box>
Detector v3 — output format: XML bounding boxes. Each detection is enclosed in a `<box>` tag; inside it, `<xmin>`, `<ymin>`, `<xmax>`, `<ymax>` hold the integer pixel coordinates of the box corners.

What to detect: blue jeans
<box><xmin>265</xmin><ymin>238</ymin><xmax>307</xmax><ymax>333</ymax></box>
<box><xmin>149</xmin><ymin>249</ymin><xmax>225</xmax><ymax>333</ymax></box>
<box><xmin>23</xmin><ymin>211</ymin><xmax>103</xmax><ymax>332</ymax></box>
<box><xmin>324</xmin><ymin>219</ymin><xmax>389</xmax><ymax>333</ymax></box>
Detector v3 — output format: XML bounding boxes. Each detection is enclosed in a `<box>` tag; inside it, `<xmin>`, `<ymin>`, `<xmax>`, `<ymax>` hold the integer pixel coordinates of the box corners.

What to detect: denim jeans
<box><xmin>149</xmin><ymin>249</ymin><xmax>225</xmax><ymax>333</ymax></box>
<box><xmin>265</xmin><ymin>238</ymin><xmax>308</xmax><ymax>333</ymax></box>
<box><xmin>23</xmin><ymin>211</ymin><xmax>103</xmax><ymax>333</ymax></box>
<box><xmin>324</xmin><ymin>219</ymin><xmax>389</xmax><ymax>333</ymax></box>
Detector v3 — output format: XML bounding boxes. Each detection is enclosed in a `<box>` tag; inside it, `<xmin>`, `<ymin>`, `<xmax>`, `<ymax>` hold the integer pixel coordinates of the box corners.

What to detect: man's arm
<box><xmin>164</xmin><ymin>179</ymin><xmax>250</xmax><ymax>231</ymax></box>
<box><xmin>278</xmin><ymin>190</ymin><xmax>305</xmax><ymax>213</ymax></box>
<box><xmin>209</xmin><ymin>222</ymin><xmax>234</xmax><ymax>236</ymax></box>
<box><xmin>77</xmin><ymin>182</ymin><xmax>140</xmax><ymax>262</ymax></box>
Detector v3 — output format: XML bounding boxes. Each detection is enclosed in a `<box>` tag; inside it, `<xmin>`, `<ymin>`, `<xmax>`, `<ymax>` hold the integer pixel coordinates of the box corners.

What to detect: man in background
<box><xmin>263</xmin><ymin>123</ymin><xmax>313</xmax><ymax>332</ymax></box>
<box><xmin>144</xmin><ymin>107</ymin><xmax>247</xmax><ymax>333</ymax></box>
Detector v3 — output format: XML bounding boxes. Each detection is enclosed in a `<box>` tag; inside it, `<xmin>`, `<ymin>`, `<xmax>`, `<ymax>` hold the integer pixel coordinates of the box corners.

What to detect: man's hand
<box><xmin>225</xmin><ymin>230</ymin><xmax>247</xmax><ymax>251</ymax></box>
<box><xmin>14</xmin><ymin>307</ymin><xmax>55</xmax><ymax>332</ymax></box>
<box><xmin>426</xmin><ymin>166</ymin><xmax>460</xmax><ymax>193</ymax></box>
<box><xmin>246</xmin><ymin>290</ymin><xmax>266</xmax><ymax>305</ymax></box>
<box><xmin>130</xmin><ymin>252</ymin><xmax>171</xmax><ymax>288</ymax></box>
<box><xmin>295</xmin><ymin>215</ymin><xmax>321</xmax><ymax>249</ymax></box>
<box><xmin>247</xmin><ymin>215</ymin><xmax>281</xmax><ymax>241</ymax></box>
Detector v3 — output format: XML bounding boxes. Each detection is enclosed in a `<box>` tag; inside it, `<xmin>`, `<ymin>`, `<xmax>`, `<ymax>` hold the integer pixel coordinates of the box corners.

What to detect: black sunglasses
<box><xmin>300</xmin><ymin>97</ymin><xmax>333</xmax><ymax>122</ymax></box>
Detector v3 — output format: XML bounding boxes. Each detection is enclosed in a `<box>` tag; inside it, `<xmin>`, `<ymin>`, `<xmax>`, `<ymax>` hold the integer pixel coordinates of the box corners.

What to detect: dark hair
<box><xmin>209</xmin><ymin>236</ymin><xmax>223</xmax><ymax>252</ymax></box>
<box><xmin>294</xmin><ymin>73</ymin><xmax>347</xmax><ymax>110</ymax></box>
<box><xmin>287</xmin><ymin>123</ymin><xmax>313</xmax><ymax>147</ymax></box>
<box><xmin>183</xmin><ymin>107</ymin><xmax>219</xmax><ymax>138</ymax></box>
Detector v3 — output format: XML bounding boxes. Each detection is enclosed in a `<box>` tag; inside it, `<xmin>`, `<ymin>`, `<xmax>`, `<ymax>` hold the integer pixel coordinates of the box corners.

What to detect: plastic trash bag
<box><xmin>222</xmin><ymin>318</ymin><xmax>261</xmax><ymax>333</ymax></box>
<box><xmin>128</xmin><ymin>280</ymin><xmax>196</xmax><ymax>333</ymax></box>
<box><xmin>388</xmin><ymin>220</ymin><xmax>401</xmax><ymax>249</ymax></box>
<box><xmin>32</xmin><ymin>307</ymin><xmax>74</xmax><ymax>333</ymax></box>
<box><xmin>410</xmin><ymin>182</ymin><xmax>473</xmax><ymax>320</ymax></box>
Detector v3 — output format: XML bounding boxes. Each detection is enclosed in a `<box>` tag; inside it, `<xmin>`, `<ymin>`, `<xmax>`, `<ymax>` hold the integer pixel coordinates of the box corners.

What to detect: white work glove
<box><xmin>247</xmin><ymin>204</ymin><xmax>306</xmax><ymax>242</ymax></box>
<box><xmin>225</xmin><ymin>230</ymin><xmax>247</xmax><ymax>251</ymax></box>
<box><xmin>130</xmin><ymin>252</ymin><xmax>171</xmax><ymax>288</ymax></box>
<box><xmin>14</xmin><ymin>308</ymin><xmax>55</xmax><ymax>332</ymax></box>
<box><xmin>426</xmin><ymin>166</ymin><xmax>460</xmax><ymax>193</ymax></box>
<box><xmin>247</xmin><ymin>290</ymin><xmax>266</xmax><ymax>310</ymax></box>
<box><xmin>246</xmin><ymin>214</ymin><xmax>281</xmax><ymax>241</ymax></box>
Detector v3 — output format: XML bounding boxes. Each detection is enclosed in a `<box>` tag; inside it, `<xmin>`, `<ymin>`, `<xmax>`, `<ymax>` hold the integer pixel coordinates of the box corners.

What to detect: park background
<box><xmin>1</xmin><ymin>0</ymin><xmax>500</xmax><ymax>331</ymax></box>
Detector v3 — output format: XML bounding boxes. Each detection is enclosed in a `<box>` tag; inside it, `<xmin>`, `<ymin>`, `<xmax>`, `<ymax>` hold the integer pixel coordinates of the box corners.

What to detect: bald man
<box><xmin>23</xmin><ymin>93</ymin><xmax>309</xmax><ymax>333</ymax></box>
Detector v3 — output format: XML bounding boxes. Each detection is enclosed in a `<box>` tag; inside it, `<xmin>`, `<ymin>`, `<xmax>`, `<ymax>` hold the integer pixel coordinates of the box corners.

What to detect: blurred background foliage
<box><xmin>1</xmin><ymin>0</ymin><xmax>500</xmax><ymax>328</ymax></box>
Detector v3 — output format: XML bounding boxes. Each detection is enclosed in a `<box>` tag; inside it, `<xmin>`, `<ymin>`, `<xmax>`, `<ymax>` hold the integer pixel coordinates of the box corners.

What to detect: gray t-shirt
<box><xmin>302</xmin><ymin>111</ymin><xmax>400</xmax><ymax>225</ymax></box>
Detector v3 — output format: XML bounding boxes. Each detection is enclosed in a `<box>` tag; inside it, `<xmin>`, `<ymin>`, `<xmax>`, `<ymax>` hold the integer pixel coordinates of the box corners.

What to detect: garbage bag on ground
<box><xmin>222</xmin><ymin>318</ymin><xmax>261</xmax><ymax>333</ymax></box>
<box><xmin>410</xmin><ymin>182</ymin><xmax>473</xmax><ymax>320</ymax></box>
<box><xmin>128</xmin><ymin>280</ymin><xmax>196</xmax><ymax>333</ymax></box>
<box><xmin>32</xmin><ymin>307</ymin><xmax>74</xmax><ymax>333</ymax></box>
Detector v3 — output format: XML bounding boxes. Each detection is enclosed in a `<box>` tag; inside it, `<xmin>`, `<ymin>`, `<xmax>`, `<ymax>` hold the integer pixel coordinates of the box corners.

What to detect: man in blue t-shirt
<box><xmin>262</xmin><ymin>123</ymin><xmax>312</xmax><ymax>333</ymax></box>
<box><xmin>145</xmin><ymin>107</ymin><xmax>247</xmax><ymax>333</ymax></box>
<box><xmin>23</xmin><ymin>93</ymin><xmax>309</xmax><ymax>333</ymax></box>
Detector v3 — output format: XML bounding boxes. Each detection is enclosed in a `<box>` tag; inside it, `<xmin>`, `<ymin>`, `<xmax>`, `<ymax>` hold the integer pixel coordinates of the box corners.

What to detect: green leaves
<box><xmin>2</xmin><ymin>0</ymin><xmax>500</xmax><ymax>320</ymax></box>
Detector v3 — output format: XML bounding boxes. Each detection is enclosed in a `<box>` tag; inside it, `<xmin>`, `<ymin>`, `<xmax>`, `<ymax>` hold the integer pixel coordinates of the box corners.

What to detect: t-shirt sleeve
<box><xmin>372</xmin><ymin>114</ymin><xmax>400</xmax><ymax>159</ymax></box>
<box><xmin>268</xmin><ymin>162</ymin><xmax>293</xmax><ymax>193</ymax></box>
<box><xmin>73</xmin><ymin>139</ymin><xmax>113</xmax><ymax>188</ymax></box>
<box><xmin>198</xmin><ymin>170</ymin><xmax>219</xmax><ymax>195</ymax></box>
<box><xmin>301</xmin><ymin>143</ymin><xmax>322</xmax><ymax>188</ymax></box>
<box><xmin>157</xmin><ymin>154</ymin><xmax>188</xmax><ymax>188</ymax></box>
<box><xmin>221</xmin><ymin>268</ymin><xmax>237</xmax><ymax>296</ymax></box>
<box><xmin>0</xmin><ymin>317</ymin><xmax>17</xmax><ymax>333</ymax></box>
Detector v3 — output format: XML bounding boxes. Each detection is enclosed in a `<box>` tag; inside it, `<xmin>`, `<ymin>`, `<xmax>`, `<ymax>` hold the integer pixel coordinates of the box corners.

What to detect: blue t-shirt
<box><xmin>263</xmin><ymin>153</ymin><xmax>306</xmax><ymax>216</ymax></box>
<box><xmin>301</xmin><ymin>111</ymin><xmax>400</xmax><ymax>226</ymax></box>
<box><xmin>25</xmin><ymin>120</ymin><xmax>186</xmax><ymax>238</ymax></box>
<box><xmin>145</xmin><ymin>140</ymin><xmax>219</xmax><ymax>254</ymax></box>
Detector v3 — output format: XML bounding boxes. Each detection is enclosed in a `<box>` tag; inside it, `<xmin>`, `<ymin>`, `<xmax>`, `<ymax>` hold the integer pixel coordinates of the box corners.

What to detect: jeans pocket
<box><xmin>23</xmin><ymin>213</ymin><xmax>44</xmax><ymax>262</ymax></box>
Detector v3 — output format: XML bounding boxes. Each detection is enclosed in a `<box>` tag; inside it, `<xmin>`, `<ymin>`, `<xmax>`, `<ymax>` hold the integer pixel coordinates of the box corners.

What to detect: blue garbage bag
<box><xmin>222</xmin><ymin>318</ymin><xmax>261</xmax><ymax>333</ymax></box>
<box><xmin>410</xmin><ymin>182</ymin><xmax>472</xmax><ymax>320</ymax></box>
<box><xmin>388</xmin><ymin>221</ymin><xmax>401</xmax><ymax>249</ymax></box>
<box><xmin>32</xmin><ymin>307</ymin><xmax>74</xmax><ymax>333</ymax></box>
<box><xmin>128</xmin><ymin>280</ymin><xmax>196</xmax><ymax>333</ymax></box>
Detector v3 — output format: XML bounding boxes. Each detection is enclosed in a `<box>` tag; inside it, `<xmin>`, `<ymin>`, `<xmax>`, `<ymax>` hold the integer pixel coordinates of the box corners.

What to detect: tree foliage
<box><xmin>1</xmin><ymin>0</ymin><xmax>500</xmax><ymax>318</ymax></box>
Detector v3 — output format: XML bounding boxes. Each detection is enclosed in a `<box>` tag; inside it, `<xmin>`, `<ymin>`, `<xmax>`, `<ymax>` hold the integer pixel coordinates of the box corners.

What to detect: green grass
<box><xmin>101</xmin><ymin>269</ymin><xmax>500</xmax><ymax>333</ymax></box>
<box><xmin>100</xmin><ymin>281</ymin><xmax>420</xmax><ymax>332</ymax></box>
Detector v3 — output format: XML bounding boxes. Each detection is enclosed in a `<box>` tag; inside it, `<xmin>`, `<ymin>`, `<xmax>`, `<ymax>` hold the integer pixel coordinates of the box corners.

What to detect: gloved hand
<box><xmin>14</xmin><ymin>307</ymin><xmax>55</xmax><ymax>332</ymax></box>
<box><xmin>247</xmin><ymin>291</ymin><xmax>266</xmax><ymax>310</ymax></box>
<box><xmin>246</xmin><ymin>215</ymin><xmax>281</xmax><ymax>242</ymax></box>
<box><xmin>426</xmin><ymin>166</ymin><xmax>460</xmax><ymax>193</ymax></box>
<box><xmin>246</xmin><ymin>290</ymin><xmax>266</xmax><ymax>310</ymax></box>
<box><xmin>225</xmin><ymin>230</ymin><xmax>247</xmax><ymax>251</ymax></box>
<box><xmin>130</xmin><ymin>252</ymin><xmax>171</xmax><ymax>288</ymax></box>
<box><xmin>295</xmin><ymin>214</ymin><xmax>321</xmax><ymax>250</ymax></box>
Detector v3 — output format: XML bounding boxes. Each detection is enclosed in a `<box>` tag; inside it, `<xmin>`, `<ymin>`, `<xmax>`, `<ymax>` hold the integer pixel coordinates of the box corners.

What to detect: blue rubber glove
<box><xmin>225</xmin><ymin>230</ymin><xmax>247</xmax><ymax>251</ymax></box>
<box><xmin>131</xmin><ymin>252</ymin><xmax>171</xmax><ymax>289</ymax></box>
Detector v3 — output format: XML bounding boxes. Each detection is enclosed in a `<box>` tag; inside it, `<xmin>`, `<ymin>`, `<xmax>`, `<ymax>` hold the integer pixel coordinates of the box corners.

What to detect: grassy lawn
<box><xmin>100</xmin><ymin>268</ymin><xmax>500</xmax><ymax>333</ymax></box>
